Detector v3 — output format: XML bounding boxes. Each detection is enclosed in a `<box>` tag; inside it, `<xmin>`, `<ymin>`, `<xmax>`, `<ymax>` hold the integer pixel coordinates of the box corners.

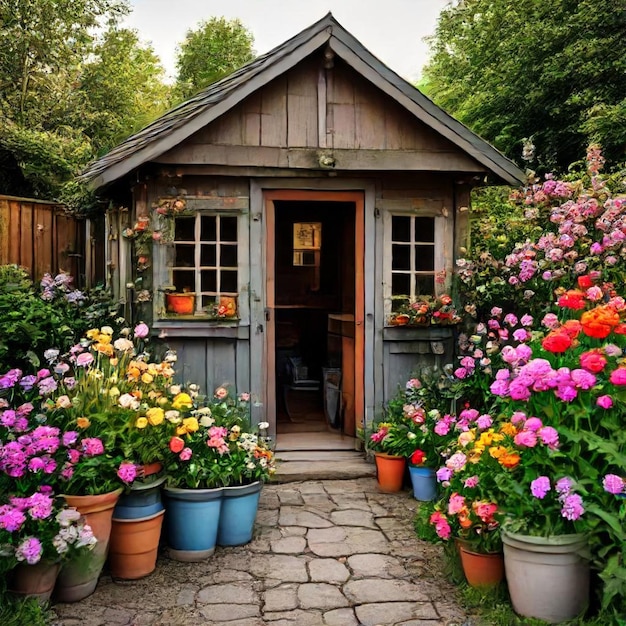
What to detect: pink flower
<box><xmin>524</xmin><ymin>417</ymin><xmax>543</xmax><ymax>431</ymax></box>
<box><xmin>597</xmin><ymin>395</ymin><xmax>614</xmax><ymax>409</ymax></box>
<box><xmin>436</xmin><ymin>467</ymin><xmax>453</xmax><ymax>483</ymax></box>
<box><xmin>117</xmin><ymin>462</ymin><xmax>137</xmax><ymax>483</ymax></box>
<box><xmin>603</xmin><ymin>474</ymin><xmax>625</xmax><ymax>495</ymax></box>
<box><xmin>75</xmin><ymin>352</ymin><xmax>94</xmax><ymax>368</ymax></box>
<box><xmin>514</xmin><ymin>430</ymin><xmax>538</xmax><ymax>448</ymax></box>
<box><xmin>530</xmin><ymin>476</ymin><xmax>551</xmax><ymax>499</ymax></box>
<box><xmin>446</xmin><ymin>452</ymin><xmax>467</xmax><ymax>472</ymax></box>
<box><xmin>405</xmin><ymin>378</ymin><xmax>421</xmax><ymax>389</ymax></box>
<box><xmin>561</xmin><ymin>494</ymin><xmax>585</xmax><ymax>521</ymax></box>
<box><xmin>610</xmin><ymin>368</ymin><xmax>626</xmax><ymax>385</ymax></box>
<box><xmin>476</xmin><ymin>414</ymin><xmax>492</xmax><ymax>429</ymax></box>
<box><xmin>134</xmin><ymin>322</ymin><xmax>150</xmax><ymax>339</ymax></box>
<box><xmin>464</xmin><ymin>475</ymin><xmax>480</xmax><ymax>488</ymax></box>
<box><xmin>538</xmin><ymin>427</ymin><xmax>559</xmax><ymax>449</ymax></box>
<box><xmin>448</xmin><ymin>493</ymin><xmax>466</xmax><ymax>515</ymax></box>
<box><xmin>454</xmin><ymin>367</ymin><xmax>468</xmax><ymax>379</ymax></box>
<box><xmin>15</xmin><ymin>537</ymin><xmax>43</xmax><ymax>564</ymax></box>
<box><xmin>82</xmin><ymin>438</ymin><xmax>104</xmax><ymax>456</ymax></box>
<box><xmin>511</xmin><ymin>411</ymin><xmax>527</xmax><ymax>425</ymax></box>
<box><xmin>179</xmin><ymin>447</ymin><xmax>192</xmax><ymax>461</ymax></box>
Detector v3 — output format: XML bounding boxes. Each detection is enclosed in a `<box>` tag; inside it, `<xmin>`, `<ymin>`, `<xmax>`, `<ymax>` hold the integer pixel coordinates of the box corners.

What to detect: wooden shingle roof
<box><xmin>82</xmin><ymin>13</ymin><xmax>526</xmax><ymax>189</ymax></box>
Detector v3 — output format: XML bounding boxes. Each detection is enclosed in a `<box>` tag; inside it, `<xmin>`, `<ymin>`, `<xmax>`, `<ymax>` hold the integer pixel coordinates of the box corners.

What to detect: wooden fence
<box><xmin>0</xmin><ymin>195</ymin><xmax>86</xmax><ymax>285</ymax></box>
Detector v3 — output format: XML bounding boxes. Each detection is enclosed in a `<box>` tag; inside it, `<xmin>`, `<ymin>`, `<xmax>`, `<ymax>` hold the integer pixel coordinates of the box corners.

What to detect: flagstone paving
<box><xmin>51</xmin><ymin>478</ymin><xmax>470</xmax><ymax>626</ymax></box>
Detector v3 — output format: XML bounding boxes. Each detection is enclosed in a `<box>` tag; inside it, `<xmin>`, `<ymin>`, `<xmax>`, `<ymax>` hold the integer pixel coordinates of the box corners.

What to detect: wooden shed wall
<box><xmin>0</xmin><ymin>195</ymin><xmax>84</xmax><ymax>283</ymax></box>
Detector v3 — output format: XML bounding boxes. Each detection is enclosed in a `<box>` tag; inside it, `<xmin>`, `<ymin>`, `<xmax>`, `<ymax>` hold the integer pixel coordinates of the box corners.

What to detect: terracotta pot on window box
<box><xmin>166</xmin><ymin>293</ymin><xmax>195</xmax><ymax>315</ymax></box>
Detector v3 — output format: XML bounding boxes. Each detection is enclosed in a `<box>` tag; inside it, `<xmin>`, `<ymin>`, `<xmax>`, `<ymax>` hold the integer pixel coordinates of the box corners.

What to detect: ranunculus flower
<box><xmin>579</xmin><ymin>350</ymin><xmax>607</xmax><ymax>373</ymax></box>
<box><xmin>542</xmin><ymin>331</ymin><xmax>572</xmax><ymax>353</ymax></box>
<box><xmin>179</xmin><ymin>447</ymin><xmax>192</xmax><ymax>461</ymax></box>
<box><xmin>169</xmin><ymin>437</ymin><xmax>185</xmax><ymax>453</ymax></box>
<box><xmin>135</xmin><ymin>417</ymin><xmax>148</xmax><ymax>429</ymax></box>
<box><xmin>597</xmin><ymin>395</ymin><xmax>614</xmax><ymax>409</ymax></box>
<box><xmin>603</xmin><ymin>474</ymin><xmax>625</xmax><ymax>495</ymax></box>
<box><xmin>117</xmin><ymin>462</ymin><xmax>137</xmax><ymax>483</ymax></box>
<box><xmin>610</xmin><ymin>368</ymin><xmax>626</xmax><ymax>386</ymax></box>
<box><xmin>172</xmin><ymin>392</ymin><xmax>193</xmax><ymax>410</ymax></box>
<box><xmin>82</xmin><ymin>438</ymin><xmax>104</xmax><ymax>456</ymax></box>
<box><xmin>514</xmin><ymin>430</ymin><xmax>538</xmax><ymax>448</ymax></box>
<box><xmin>410</xmin><ymin>449</ymin><xmax>426</xmax><ymax>465</ymax></box>
<box><xmin>531</xmin><ymin>476</ymin><xmax>551</xmax><ymax>499</ymax></box>
<box><xmin>146</xmin><ymin>407</ymin><xmax>164</xmax><ymax>426</ymax></box>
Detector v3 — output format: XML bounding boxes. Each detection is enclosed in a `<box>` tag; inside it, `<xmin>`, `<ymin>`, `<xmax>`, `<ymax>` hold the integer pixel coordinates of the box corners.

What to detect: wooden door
<box><xmin>263</xmin><ymin>190</ymin><xmax>364</xmax><ymax>434</ymax></box>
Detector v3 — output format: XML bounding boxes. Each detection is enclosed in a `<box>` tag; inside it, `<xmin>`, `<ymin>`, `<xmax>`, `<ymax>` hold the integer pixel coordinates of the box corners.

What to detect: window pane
<box><xmin>220</xmin><ymin>217</ymin><xmax>238</xmax><ymax>242</ymax></box>
<box><xmin>200</xmin><ymin>244</ymin><xmax>216</xmax><ymax>266</ymax></box>
<box><xmin>201</xmin><ymin>216</ymin><xmax>217</xmax><ymax>241</ymax></box>
<box><xmin>201</xmin><ymin>294</ymin><xmax>217</xmax><ymax>309</ymax></box>
<box><xmin>414</xmin><ymin>275</ymin><xmax>435</xmax><ymax>296</ymax></box>
<box><xmin>392</xmin><ymin>244</ymin><xmax>410</xmax><ymax>271</ymax></box>
<box><xmin>415</xmin><ymin>245</ymin><xmax>435</xmax><ymax>271</ymax></box>
<box><xmin>173</xmin><ymin>269</ymin><xmax>194</xmax><ymax>292</ymax></box>
<box><xmin>414</xmin><ymin>217</ymin><xmax>435</xmax><ymax>242</ymax></box>
<box><xmin>220</xmin><ymin>244</ymin><xmax>238</xmax><ymax>267</ymax></box>
<box><xmin>175</xmin><ymin>217</ymin><xmax>195</xmax><ymax>241</ymax></box>
<box><xmin>174</xmin><ymin>244</ymin><xmax>194</xmax><ymax>267</ymax></box>
<box><xmin>391</xmin><ymin>216</ymin><xmax>410</xmax><ymax>242</ymax></box>
<box><xmin>391</xmin><ymin>297</ymin><xmax>409</xmax><ymax>312</ymax></box>
<box><xmin>391</xmin><ymin>272</ymin><xmax>410</xmax><ymax>296</ymax></box>
<box><xmin>220</xmin><ymin>270</ymin><xmax>238</xmax><ymax>293</ymax></box>
<box><xmin>201</xmin><ymin>270</ymin><xmax>217</xmax><ymax>293</ymax></box>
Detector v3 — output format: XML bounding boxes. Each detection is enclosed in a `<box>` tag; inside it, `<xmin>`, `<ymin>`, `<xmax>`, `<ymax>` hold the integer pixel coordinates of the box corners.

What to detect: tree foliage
<box><xmin>174</xmin><ymin>17</ymin><xmax>254</xmax><ymax>100</ymax></box>
<box><xmin>422</xmin><ymin>0</ymin><xmax>626</xmax><ymax>172</ymax></box>
<box><xmin>0</xmin><ymin>0</ymin><xmax>169</xmax><ymax>209</ymax></box>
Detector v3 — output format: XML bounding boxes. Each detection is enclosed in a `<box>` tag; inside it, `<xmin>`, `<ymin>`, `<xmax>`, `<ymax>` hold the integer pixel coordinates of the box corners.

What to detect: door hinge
<box><xmin>264</xmin><ymin>308</ymin><xmax>270</xmax><ymax>321</ymax></box>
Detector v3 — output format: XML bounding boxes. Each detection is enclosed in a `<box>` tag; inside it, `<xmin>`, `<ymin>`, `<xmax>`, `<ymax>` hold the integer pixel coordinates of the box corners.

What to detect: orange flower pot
<box><xmin>109</xmin><ymin>510</ymin><xmax>165</xmax><ymax>580</ymax></box>
<box><xmin>458</xmin><ymin>544</ymin><xmax>504</xmax><ymax>588</ymax></box>
<box><xmin>374</xmin><ymin>452</ymin><xmax>406</xmax><ymax>493</ymax></box>
<box><xmin>55</xmin><ymin>488</ymin><xmax>122</xmax><ymax>602</ymax></box>
<box><xmin>166</xmin><ymin>293</ymin><xmax>195</xmax><ymax>314</ymax></box>
<box><xmin>9</xmin><ymin>560</ymin><xmax>61</xmax><ymax>602</ymax></box>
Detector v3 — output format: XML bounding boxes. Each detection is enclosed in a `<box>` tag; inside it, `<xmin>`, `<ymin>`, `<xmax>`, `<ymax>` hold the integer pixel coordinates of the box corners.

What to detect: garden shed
<box><xmin>82</xmin><ymin>13</ymin><xmax>525</xmax><ymax>442</ymax></box>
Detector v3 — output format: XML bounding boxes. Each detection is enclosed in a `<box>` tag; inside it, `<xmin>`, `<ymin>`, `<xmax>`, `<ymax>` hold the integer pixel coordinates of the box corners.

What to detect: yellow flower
<box><xmin>172</xmin><ymin>392</ymin><xmax>193</xmax><ymax>410</ymax></box>
<box><xmin>135</xmin><ymin>417</ymin><xmax>148</xmax><ymax>429</ymax></box>
<box><xmin>146</xmin><ymin>407</ymin><xmax>164</xmax><ymax>426</ymax></box>
<box><xmin>499</xmin><ymin>422</ymin><xmax>518</xmax><ymax>437</ymax></box>
<box><xmin>97</xmin><ymin>334</ymin><xmax>112</xmax><ymax>345</ymax></box>
<box><xmin>182</xmin><ymin>417</ymin><xmax>199</xmax><ymax>433</ymax></box>
<box><xmin>76</xmin><ymin>417</ymin><xmax>91</xmax><ymax>429</ymax></box>
<box><xmin>86</xmin><ymin>328</ymin><xmax>99</xmax><ymax>339</ymax></box>
<box><xmin>141</xmin><ymin>372</ymin><xmax>154</xmax><ymax>384</ymax></box>
<box><xmin>109</xmin><ymin>386</ymin><xmax>120</xmax><ymax>398</ymax></box>
<box><xmin>94</xmin><ymin>342</ymin><xmax>114</xmax><ymax>356</ymax></box>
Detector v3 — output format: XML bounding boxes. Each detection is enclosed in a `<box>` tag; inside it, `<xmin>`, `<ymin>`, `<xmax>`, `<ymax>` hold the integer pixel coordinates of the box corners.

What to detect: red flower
<box><xmin>577</xmin><ymin>275</ymin><xmax>594</xmax><ymax>289</ymax></box>
<box><xmin>169</xmin><ymin>436</ymin><xmax>185</xmax><ymax>453</ymax></box>
<box><xmin>579</xmin><ymin>350</ymin><xmax>607</xmax><ymax>373</ymax></box>
<box><xmin>410</xmin><ymin>449</ymin><xmax>427</xmax><ymax>465</ymax></box>
<box><xmin>557</xmin><ymin>290</ymin><xmax>586</xmax><ymax>310</ymax></box>
<box><xmin>541</xmin><ymin>330</ymin><xmax>572</xmax><ymax>353</ymax></box>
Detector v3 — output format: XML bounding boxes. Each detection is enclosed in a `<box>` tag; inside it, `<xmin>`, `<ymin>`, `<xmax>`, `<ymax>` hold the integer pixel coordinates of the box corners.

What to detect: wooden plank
<box><xmin>243</xmin><ymin>91</ymin><xmax>262</xmax><ymax>146</ymax></box>
<box><xmin>185</xmin><ymin>197</ymin><xmax>249</xmax><ymax>211</ymax></box>
<box><xmin>355</xmin><ymin>86</ymin><xmax>383</xmax><ymax>149</ymax></box>
<box><xmin>376</xmin><ymin>197</ymin><xmax>444</xmax><ymax>214</ymax></box>
<box><xmin>33</xmin><ymin>205</ymin><xmax>54</xmax><ymax>279</ymax></box>
<box><xmin>0</xmin><ymin>198</ymin><xmax>9</xmax><ymax>265</ymax></box>
<box><xmin>157</xmin><ymin>144</ymin><xmax>486</xmax><ymax>172</ymax></box>
<box><xmin>201</xmin><ymin>107</ymin><xmax>244</xmax><ymax>145</ymax></box>
<box><xmin>18</xmin><ymin>201</ymin><xmax>33</xmax><ymax>272</ymax></box>
<box><xmin>286</xmin><ymin>62</ymin><xmax>318</xmax><ymax>147</ymax></box>
<box><xmin>260</xmin><ymin>75</ymin><xmax>287</xmax><ymax>147</ymax></box>
<box><xmin>329</xmin><ymin>65</ymin><xmax>355</xmax><ymax>149</ymax></box>
<box><xmin>235</xmin><ymin>339</ymin><xmax>251</xmax><ymax>404</ymax></box>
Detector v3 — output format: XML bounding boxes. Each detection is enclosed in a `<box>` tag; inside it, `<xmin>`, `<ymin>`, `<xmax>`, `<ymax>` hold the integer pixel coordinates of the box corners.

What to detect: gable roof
<box><xmin>82</xmin><ymin>13</ymin><xmax>526</xmax><ymax>189</ymax></box>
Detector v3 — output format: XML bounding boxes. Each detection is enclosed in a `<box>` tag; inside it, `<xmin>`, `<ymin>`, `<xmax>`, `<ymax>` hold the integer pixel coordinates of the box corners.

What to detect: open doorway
<box><xmin>268</xmin><ymin>196</ymin><xmax>360</xmax><ymax>437</ymax></box>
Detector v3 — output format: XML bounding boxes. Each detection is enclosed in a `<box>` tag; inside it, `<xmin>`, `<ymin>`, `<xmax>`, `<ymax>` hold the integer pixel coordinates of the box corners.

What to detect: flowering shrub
<box><xmin>164</xmin><ymin>387</ymin><xmax>275</xmax><ymax>489</ymax></box>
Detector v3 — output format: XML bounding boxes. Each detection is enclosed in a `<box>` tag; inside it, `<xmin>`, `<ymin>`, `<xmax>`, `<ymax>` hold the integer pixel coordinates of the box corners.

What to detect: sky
<box><xmin>125</xmin><ymin>0</ymin><xmax>451</xmax><ymax>84</ymax></box>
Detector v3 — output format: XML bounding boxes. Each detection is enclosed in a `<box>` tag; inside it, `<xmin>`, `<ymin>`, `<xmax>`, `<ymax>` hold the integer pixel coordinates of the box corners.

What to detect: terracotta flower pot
<box><xmin>458</xmin><ymin>544</ymin><xmax>504</xmax><ymax>588</ymax></box>
<box><xmin>108</xmin><ymin>510</ymin><xmax>165</xmax><ymax>580</ymax></box>
<box><xmin>55</xmin><ymin>488</ymin><xmax>122</xmax><ymax>602</ymax></box>
<box><xmin>374</xmin><ymin>452</ymin><xmax>406</xmax><ymax>493</ymax></box>
<box><xmin>166</xmin><ymin>293</ymin><xmax>195</xmax><ymax>314</ymax></box>
<box><xmin>9</xmin><ymin>560</ymin><xmax>61</xmax><ymax>602</ymax></box>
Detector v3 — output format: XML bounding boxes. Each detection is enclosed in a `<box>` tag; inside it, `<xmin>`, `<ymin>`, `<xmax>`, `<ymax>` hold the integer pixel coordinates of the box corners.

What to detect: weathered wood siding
<box><xmin>157</xmin><ymin>58</ymin><xmax>484</xmax><ymax>173</ymax></box>
<box><xmin>0</xmin><ymin>195</ymin><xmax>84</xmax><ymax>283</ymax></box>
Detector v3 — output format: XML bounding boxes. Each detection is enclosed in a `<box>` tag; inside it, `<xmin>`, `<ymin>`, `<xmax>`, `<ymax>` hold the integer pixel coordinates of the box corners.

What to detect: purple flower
<box><xmin>26</xmin><ymin>492</ymin><xmax>53</xmax><ymax>519</ymax></box>
<box><xmin>520</xmin><ymin>314</ymin><xmax>534</xmax><ymax>327</ymax></box>
<box><xmin>19</xmin><ymin>375</ymin><xmax>37</xmax><ymax>391</ymax></box>
<box><xmin>37</xmin><ymin>376</ymin><xmax>58</xmax><ymax>395</ymax></box>
<box><xmin>0</xmin><ymin>505</ymin><xmax>26</xmax><ymax>532</ymax></box>
<box><xmin>62</xmin><ymin>431</ymin><xmax>78</xmax><ymax>446</ymax></box>
<box><xmin>436</xmin><ymin>467</ymin><xmax>453</xmax><ymax>483</ymax></box>
<box><xmin>603</xmin><ymin>474</ymin><xmax>625</xmax><ymax>495</ymax></box>
<box><xmin>117</xmin><ymin>462</ymin><xmax>138</xmax><ymax>483</ymax></box>
<box><xmin>0</xmin><ymin>368</ymin><xmax>22</xmax><ymax>389</ymax></box>
<box><xmin>515</xmin><ymin>430</ymin><xmax>538</xmax><ymax>448</ymax></box>
<box><xmin>530</xmin><ymin>476</ymin><xmax>551</xmax><ymax>499</ymax></box>
<box><xmin>524</xmin><ymin>417</ymin><xmax>543</xmax><ymax>432</ymax></box>
<box><xmin>16</xmin><ymin>537</ymin><xmax>43</xmax><ymax>564</ymax></box>
<box><xmin>555</xmin><ymin>477</ymin><xmax>573</xmax><ymax>495</ymax></box>
<box><xmin>82</xmin><ymin>438</ymin><xmax>104</xmax><ymax>456</ymax></box>
<box><xmin>561</xmin><ymin>494</ymin><xmax>585</xmax><ymax>521</ymax></box>
<box><xmin>476</xmin><ymin>414</ymin><xmax>493</xmax><ymax>429</ymax></box>
<box><xmin>1</xmin><ymin>409</ymin><xmax>16</xmax><ymax>428</ymax></box>
<box><xmin>538</xmin><ymin>426</ymin><xmax>559</xmax><ymax>449</ymax></box>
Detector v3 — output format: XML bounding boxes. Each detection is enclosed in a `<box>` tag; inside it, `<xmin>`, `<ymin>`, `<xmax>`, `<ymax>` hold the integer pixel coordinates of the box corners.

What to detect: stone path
<box><xmin>51</xmin><ymin>478</ymin><xmax>469</xmax><ymax>626</ymax></box>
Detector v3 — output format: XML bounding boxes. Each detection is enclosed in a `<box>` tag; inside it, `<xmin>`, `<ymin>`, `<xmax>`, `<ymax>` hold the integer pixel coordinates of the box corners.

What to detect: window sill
<box><xmin>152</xmin><ymin>320</ymin><xmax>249</xmax><ymax>339</ymax></box>
<box><xmin>382</xmin><ymin>325</ymin><xmax>456</xmax><ymax>341</ymax></box>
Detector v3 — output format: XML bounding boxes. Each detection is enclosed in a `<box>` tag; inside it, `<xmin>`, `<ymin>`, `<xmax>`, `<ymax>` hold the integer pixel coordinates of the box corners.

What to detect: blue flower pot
<box><xmin>114</xmin><ymin>474</ymin><xmax>166</xmax><ymax>520</ymax></box>
<box><xmin>409</xmin><ymin>466</ymin><xmax>437</xmax><ymax>501</ymax></box>
<box><xmin>163</xmin><ymin>486</ymin><xmax>223</xmax><ymax>561</ymax></box>
<box><xmin>218</xmin><ymin>481</ymin><xmax>262</xmax><ymax>547</ymax></box>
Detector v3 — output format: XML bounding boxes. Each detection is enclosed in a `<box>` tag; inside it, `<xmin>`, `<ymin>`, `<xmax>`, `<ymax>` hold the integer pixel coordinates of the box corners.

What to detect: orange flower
<box><xmin>76</xmin><ymin>417</ymin><xmax>91</xmax><ymax>429</ymax></box>
<box><xmin>561</xmin><ymin>319</ymin><xmax>582</xmax><ymax>338</ymax></box>
<box><xmin>499</xmin><ymin>452</ymin><xmax>521</xmax><ymax>469</ymax></box>
<box><xmin>499</xmin><ymin>422</ymin><xmax>518</xmax><ymax>437</ymax></box>
<box><xmin>169</xmin><ymin>436</ymin><xmax>185</xmax><ymax>453</ymax></box>
<box><xmin>581</xmin><ymin>305</ymin><xmax>620</xmax><ymax>339</ymax></box>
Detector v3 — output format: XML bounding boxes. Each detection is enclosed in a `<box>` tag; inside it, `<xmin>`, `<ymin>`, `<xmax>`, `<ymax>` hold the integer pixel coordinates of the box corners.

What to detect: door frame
<box><xmin>261</xmin><ymin>189</ymin><xmax>365</xmax><ymax>435</ymax></box>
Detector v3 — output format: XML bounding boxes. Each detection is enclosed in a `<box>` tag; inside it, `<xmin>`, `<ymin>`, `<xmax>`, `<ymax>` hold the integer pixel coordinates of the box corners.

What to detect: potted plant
<box><xmin>388</xmin><ymin>294</ymin><xmax>462</xmax><ymax>327</ymax></box>
<box><xmin>162</xmin><ymin>386</ymin><xmax>275</xmax><ymax>559</ymax></box>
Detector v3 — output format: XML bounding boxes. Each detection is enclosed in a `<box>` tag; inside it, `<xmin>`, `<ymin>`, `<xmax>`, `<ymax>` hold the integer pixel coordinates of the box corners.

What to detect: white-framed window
<box><xmin>383</xmin><ymin>210</ymin><xmax>447</xmax><ymax>321</ymax></box>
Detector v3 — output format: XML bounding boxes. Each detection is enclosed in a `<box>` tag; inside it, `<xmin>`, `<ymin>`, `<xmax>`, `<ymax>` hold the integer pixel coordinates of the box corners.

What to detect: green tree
<box><xmin>80</xmin><ymin>26</ymin><xmax>171</xmax><ymax>156</ymax></box>
<box><xmin>175</xmin><ymin>17</ymin><xmax>254</xmax><ymax>99</ymax></box>
<box><xmin>422</xmin><ymin>0</ymin><xmax>626</xmax><ymax>172</ymax></box>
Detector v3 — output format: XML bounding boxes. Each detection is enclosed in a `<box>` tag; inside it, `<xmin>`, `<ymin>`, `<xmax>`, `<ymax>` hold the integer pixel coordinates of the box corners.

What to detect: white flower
<box><xmin>113</xmin><ymin>338</ymin><xmax>134</xmax><ymax>352</ymax></box>
<box><xmin>246</xmin><ymin>462</ymin><xmax>256</xmax><ymax>470</ymax></box>
<box><xmin>44</xmin><ymin>348</ymin><xmax>60</xmax><ymax>363</ymax></box>
<box><xmin>195</xmin><ymin>407</ymin><xmax>212</xmax><ymax>416</ymax></box>
<box><xmin>199</xmin><ymin>414</ymin><xmax>215</xmax><ymax>427</ymax></box>
<box><xmin>100</xmin><ymin>326</ymin><xmax>114</xmax><ymax>335</ymax></box>
<box><xmin>258</xmin><ymin>421</ymin><xmax>269</xmax><ymax>430</ymax></box>
<box><xmin>165</xmin><ymin>410</ymin><xmax>181</xmax><ymax>423</ymax></box>
<box><xmin>118</xmin><ymin>393</ymin><xmax>140</xmax><ymax>410</ymax></box>
<box><xmin>164</xmin><ymin>350</ymin><xmax>177</xmax><ymax>363</ymax></box>
<box><xmin>170</xmin><ymin>385</ymin><xmax>181</xmax><ymax>395</ymax></box>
